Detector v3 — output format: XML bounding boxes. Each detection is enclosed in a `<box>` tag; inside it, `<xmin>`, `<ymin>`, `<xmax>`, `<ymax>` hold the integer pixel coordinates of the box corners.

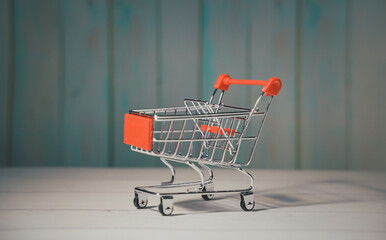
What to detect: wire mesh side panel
<box><xmin>152</xmin><ymin>115</ymin><xmax>247</xmax><ymax>165</ymax></box>
<box><xmin>131</xmin><ymin>95</ymin><xmax>271</xmax><ymax>166</ymax></box>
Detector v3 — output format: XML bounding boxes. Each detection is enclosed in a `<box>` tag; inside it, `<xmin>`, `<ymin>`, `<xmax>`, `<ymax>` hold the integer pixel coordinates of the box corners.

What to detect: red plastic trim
<box><xmin>124</xmin><ymin>113</ymin><xmax>154</xmax><ymax>151</ymax></box>
<box><xmin>201</xmin><ymin>124</ymin><xmax>236</xmax><ymax>136</ymax></box>
<box><xmin>213</xmin><ymin>74</ymin><xmax>282</xmax><ymax>96</ymax></box>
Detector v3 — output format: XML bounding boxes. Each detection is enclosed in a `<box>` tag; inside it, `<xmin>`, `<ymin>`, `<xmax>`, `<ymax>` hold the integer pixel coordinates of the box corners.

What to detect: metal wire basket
<box><xmin>124</xmin><ymin>74</ymin><xmax>282</xmax><ymax>215</ymax></box>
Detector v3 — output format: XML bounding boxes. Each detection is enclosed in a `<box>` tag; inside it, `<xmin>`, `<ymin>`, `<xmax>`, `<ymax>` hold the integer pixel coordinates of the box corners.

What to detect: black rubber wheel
<box><xmin>133</xmin><ymin>197</ymin><xmax>139</xmax><ymax>208</ymax></box>
<box><xmin>201</xmin><ymin>186</ymin><xmax>214</xmax><ymax>201</ymax></box>
<box><xmin>158</xmin><ymin>203</ymin><xmax>163</xmax><ymax>214</ymax></box>
<box><xmin>240</xmin><ymin>199</ymin><xmax>255</xmax><ymax>211</ymax></box>
<box><xmin>133</xmin><ymin>196</ymin><xmax>148</xmax><ymax>209</ymax></box>
<box><xmin>202</xmin><ymin>194</ymin><xmax>212</xmax><ymax>201</ymax></box>
<box><xmin>158</xmin><ymin>202</ymin><xmax>173</xmax><ymax>216</ymax></box>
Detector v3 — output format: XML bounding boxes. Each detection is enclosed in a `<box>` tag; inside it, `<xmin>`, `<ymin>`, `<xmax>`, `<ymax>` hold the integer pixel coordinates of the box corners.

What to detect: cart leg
<box><xmin>159</xmin><ymin>196</ymin><xmax>174</xmax><ymax>216</ymax></box>
<box><xmin>185</xmin><ymin>161</ymin><xmax>205</xmax><ymax>190</ymax></box>
<box><xmin>235</xmin><ymin>167</ymin><xmax>254</xmax><ymax>190</ymax></box>
<box><xmin>228</xmin><ymin>166</ymin><xmax>255</xmax><ymax>210</ymax></box>
<box><xmin>199</xmin><ymin>163</ymin><xmax>215</xmax><ymax>200</ymax></box>
<box><xmin>133</xmin><ymin>192</ymin><xmax>148</xmax><ymax>209</ymax></box>
<box><xmin>160</xmin><ymin>158</ymin><xmax>175</xmax><ymax>185</ymax></box>
<box><xmin>198</xmin><ymin>163</ymin><xmax>214</xmax><ymax>181</ymax></box>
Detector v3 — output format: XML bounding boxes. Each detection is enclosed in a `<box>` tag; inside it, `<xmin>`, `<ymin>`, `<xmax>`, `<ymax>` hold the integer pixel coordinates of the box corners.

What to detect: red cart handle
<box><xmin>214</xmin><ymin>74</ymin><xmax>282</xmax><ymax>96</ymax></box>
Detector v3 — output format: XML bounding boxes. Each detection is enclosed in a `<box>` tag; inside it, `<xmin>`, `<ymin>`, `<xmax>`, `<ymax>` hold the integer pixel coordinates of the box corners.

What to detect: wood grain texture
<box><xmin>300</xmin><ymin>0</ymin><xmax>347</xmax><ymax>169</ymax></box>
<box><xmin>113</xmin><ymin>0</ymin><xmax>158</xmax><ymax>167</ymax></box>
<box><xmin>0</xmin><ymin>0</ymin><xmax>10</xmax><ymax>166</ymax></box>
<box><xmin>349</xmin><ymin>0</ymin><xmax>386</xmax><ymax>170</ymax></box>
<box><xmin>62</xmin><ymin>0</ymin><xmax>109</xmax><ymax>166</ymax></box>
<box><xmin>0</xmin><ymin>168</ymin><xmax>385</xmax><ymax>239</ymax></box>
<box><xmin>202</xmin><ymin>0</ymin><xmax>250</xmax><ymax>106</ymax></box>
<box><xmin>160</xmin><ymin>0</ymin><xmax>200</xmax><ymax>107</ymax></box>
<box><xmin>248</xmin><ymin>0</ymin><xmax>297</xmax><ymax>169</ymax></box>
<box><xmin>12</xmin><ymin>0</ymin><xmax>62</xmax><ymax>166</ymax></box>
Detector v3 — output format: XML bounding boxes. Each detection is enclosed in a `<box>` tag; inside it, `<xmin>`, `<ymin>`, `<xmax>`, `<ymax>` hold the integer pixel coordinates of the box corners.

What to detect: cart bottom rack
<box><xmin>133</xmin><ymin>159</ymin><xmax>256</xmax><ymax>215</ymax></box>
<box><xmin>125</xmin><ymin>74</ymin><xmax>282</xmax><ymax>215</ymax></box>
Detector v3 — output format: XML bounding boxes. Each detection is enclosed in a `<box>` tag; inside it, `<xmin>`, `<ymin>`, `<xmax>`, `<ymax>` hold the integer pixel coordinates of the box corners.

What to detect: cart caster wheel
<box><xmin>240</xmin><ymin>191</ymin><xmax>255</xmax><ymax>211</ymax></box>
<box><xmin>201</xmin><ymin>182</ymin><xmax>214</xmax><ymax>201</ymax></box>
<box><xmin>159</xmin><ymin>196</ymin><xmax>174</xmax><ymax>216</ymax></box>
<box><xmin>133</xmin><ymin>193</ymin><xmax>148</xmax><ymax>209</ymax></box>
<box><xmin>202</xmin><ymin>193</ymin><xmax>214</xmax><ymax>201</ymax></box>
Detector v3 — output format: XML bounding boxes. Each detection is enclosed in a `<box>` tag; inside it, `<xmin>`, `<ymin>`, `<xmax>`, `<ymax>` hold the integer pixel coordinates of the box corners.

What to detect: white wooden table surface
<box><xmin>0</xmin><ymin>168</ymin><xmax>385</xmax><ymax>240</ymax></box>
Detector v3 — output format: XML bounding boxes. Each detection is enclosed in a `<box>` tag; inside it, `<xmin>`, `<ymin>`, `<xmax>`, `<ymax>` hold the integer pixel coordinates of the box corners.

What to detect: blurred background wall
<box><xmin>0</xmin><ymin>0</ymin><xmax>385</xmax><ymax>169</ymax></box>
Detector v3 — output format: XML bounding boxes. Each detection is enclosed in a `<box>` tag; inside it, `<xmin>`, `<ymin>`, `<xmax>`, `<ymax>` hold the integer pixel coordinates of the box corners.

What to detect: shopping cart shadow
<box><xmin>164</xmin><ymin>178</ymin><xmax>382</xmax><ymax>216</ymax></box>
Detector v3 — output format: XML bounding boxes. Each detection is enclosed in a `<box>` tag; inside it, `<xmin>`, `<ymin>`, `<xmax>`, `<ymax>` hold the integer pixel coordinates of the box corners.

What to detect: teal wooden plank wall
<box><xmin>300</xmin><ymin>0</ymin><xmax>347</xmax><ymax>169</ymax></box>
<box><xmin>113</xmin><ymin>0</ymin><xmax>158</xmax><ymax>167</ymax></box>
<box><xmin>0</xmin><ymin>0</ymin><xmax>385</xmax><ymax>170</ymax></box>
<box><xmin>249</xmin><ymin>0</ymin><xmax>297</xmax><ymax>169</ymax></box>
<box><xmin>62</xmin><ymin>0</ymin><xmax>109</xmax><ymax>166</ymax></box>
<box><xmin>12</xmin><ymin>0</ymin><xmax>62</xmax><ymax>166</ymax></box>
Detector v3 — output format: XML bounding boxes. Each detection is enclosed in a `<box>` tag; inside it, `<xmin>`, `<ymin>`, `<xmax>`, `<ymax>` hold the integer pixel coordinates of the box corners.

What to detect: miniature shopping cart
<box><xmin>124</xmin><ymin>74</ymin><xmax>282</xmax><ymax>215</ymax></box>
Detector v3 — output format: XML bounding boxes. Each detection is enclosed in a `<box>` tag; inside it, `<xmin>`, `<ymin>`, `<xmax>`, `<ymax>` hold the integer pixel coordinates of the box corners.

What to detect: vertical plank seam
<box><xmin>6</xmin><ymin>0</ymin><xmax>15</xmax><ymax>167</ymax></box>
<box><xmin>200</xmin><ymin>0</ymin><xmax>206</xmax><ymax>100</ymax></box>
<box><xmin>294</xmin><ymin>0</ymin><xmax>303</xmax><ymax>170</ymax></box>
<box><xmin>57</xmin><ymin>0</ymin><xmax>66</xmax><ymax>166</ymax></box>
<box><xmin>156</xmin><ymin>0</ymin><xmax>163</xmax><ymax>108</ymax></box>
<box><xmin>197</xmin><ymin>0</ymin><xmax>203</xmax><ymax>100</ymax></box>
<box><xmin>155</xmin><ymin>0</ymin><xmax>162</xmax><ymax>167</ymax></box>
<box><xmin>107</xmin><ymin>0</ymin><xmax>115</xmax><ymax>167</ymax></box>
<box><xmin>245</xmin><ymin>0</ymin><xmax>252</xmax><ymax>105</ymax></box>
<box><xmin>344</xmin><ymin>0</ymin><xmax>352</xmax><ymax>170</ymax></box>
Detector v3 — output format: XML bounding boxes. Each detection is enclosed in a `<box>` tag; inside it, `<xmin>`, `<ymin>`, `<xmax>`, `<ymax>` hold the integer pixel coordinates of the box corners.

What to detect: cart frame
<box><xmin>126</xmin><ymin>74</ymin><xmax>282</xmax><ymax>215</ymax></box>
